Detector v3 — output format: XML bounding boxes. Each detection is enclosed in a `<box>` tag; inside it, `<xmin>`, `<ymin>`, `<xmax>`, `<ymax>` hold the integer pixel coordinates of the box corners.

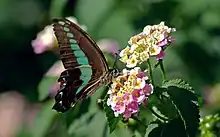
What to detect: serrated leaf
<box><xmin>162</xmin><ymin>79</ymin><xmax>194</xmax><ymax>92</ymax></box>
<box><xmin>103</xmin><ymin>95</ymin><xmax>121</xmax><ymax>133</ymax></box>
<box><xmin>31</xmin><ymin>100</ymin><xmax>57</xmax><ymax>137</ymax></box>
<box><xmin>162</xmin><ymin>80</ymin><xmax>200</xmax><ymax>137</ymax></box>
<box><xmin>38</xmin><ymin>76</ymin><xmax>58</xmax><ymax>101</ymax></box>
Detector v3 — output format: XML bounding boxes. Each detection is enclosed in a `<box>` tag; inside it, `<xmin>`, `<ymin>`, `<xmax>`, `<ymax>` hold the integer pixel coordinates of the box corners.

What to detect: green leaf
<box><xmin>162</xmin><ymin>79</ymin><xmax>194</xmax><ymax>92</ymax></box>
<box><xmin>145</xmin><ymin>118</ymin><xmax>190</xmax><ymax>137</ymax></box>
<box><xmin>145</xmin><ymin>121</ymin><xmax>160</xmax><ymax>137</ymax></box>
<box><xmin>162</xmin><ymin>79</ymin><xmax>200</xmax><ymax>137</ymax></box>
<box><xmin>68</xmin><ymin>110</ymin><xmax>109</xmax><ymax>137</ymax></box>
<box><xmin>31</xmin><ymin>100</ymin><xmax>57</xmax><ymax>137</ymax></box>
<box><xmin>148</xmin><ymin>88</ymin><xmax>178</xmax><ymax>121</ymax></box>
<box><xmin>38</xmin><ymin>76</ymin><xmax>58</xmax><ymax>101</ymax></box>
<box><xmin>103</xmin><ymin>95</ymin><xmax>121</xmax><ymax>133</ymax></box>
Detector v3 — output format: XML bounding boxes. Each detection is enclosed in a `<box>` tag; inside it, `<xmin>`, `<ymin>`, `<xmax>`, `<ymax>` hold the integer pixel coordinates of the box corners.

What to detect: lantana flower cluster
<box><xmin>107</xmin><ymin>67</ymin><xmax>153</xmax><ymax>118</ymax></box>
<box><xmin>119</xmin><ymin>22</ymin><xmax>176</xmax><ymax>68</ymax></box>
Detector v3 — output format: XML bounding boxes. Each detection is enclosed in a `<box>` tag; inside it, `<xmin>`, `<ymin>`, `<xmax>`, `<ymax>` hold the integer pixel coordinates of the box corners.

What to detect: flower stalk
<box><xmin>147</xmin><ymin>59</ymin><xmax>155</xmax><ymax>86</ymax></box>
<box><xmin>159</xmin><ymin>60</ymin><xmax>166</xmax><ymax>81</ymax></box>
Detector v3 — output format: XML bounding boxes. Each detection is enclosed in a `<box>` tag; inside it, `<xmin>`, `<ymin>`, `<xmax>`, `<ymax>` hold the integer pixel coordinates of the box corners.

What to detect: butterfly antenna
<box><xmin>112</xmin><ymin>53</ymin><xmax>119</xmax><ymax>69</ymax></box>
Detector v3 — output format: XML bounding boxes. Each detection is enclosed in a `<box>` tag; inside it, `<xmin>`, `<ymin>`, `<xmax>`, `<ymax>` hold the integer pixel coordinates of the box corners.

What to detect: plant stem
<box><xmin>153</xmin><ymin>61</ymin><xmax>160</xmax><ymax>70</ymax></box>
<box><xmin>147</xmin><ymin>59</ymin><xmax>155</xmax><ymax>86</ymax></box>
<box><xmin>159</xmin><ymin>60</ymin><xmax>166</xmax><ymax>81</ymax></box>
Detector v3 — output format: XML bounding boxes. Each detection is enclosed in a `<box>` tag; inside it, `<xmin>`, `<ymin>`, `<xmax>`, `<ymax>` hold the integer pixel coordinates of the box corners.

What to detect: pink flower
<box><xmin>113</xmin><ymin>101</ymin><xmax>126</xmax><ymax>116</ymax></box>
<box><xmin>123</xmin><ymin>108</ymin><xmax>132</xmax><ymax>119</ymax></box>
<box><xmin>122</xmin><ymin>93</ymin><xmax>133</xmax><ymax>105</ymax></box>
<box><xmin>32</xmin><ymin>17</ymin><xmax>87</xmax><ymax>54</ymax></box>
<box><xmin>157</xmin><ymin>38</ymin><xmax>168</xmax><ymax>47</ymax></box>
<box><xmin>97</xmin><ymin>39</ymin><xmax>120</xmax><ymax>55</ymax></box>
<box><xmin>48</xmin><ymin>82</ymin><xmax>60</xmax><ymax>98</ymax></box>
<box><xmin>156</xmin><ymin>50</ymin><xmax>165</xmax><ymax>60</ymax></box>
<box><xmin>168</xmin><ymin>36</ymin><xmax>176</xmax><ymax>43</ymax></box>
<box><xmin>143</xmin><ymin>84</ymin><xmax>153</xmax><ymax>96</ymax></box>
<box><xmin>127</xmin><ymin>101</ymin><xmax>139</xmax><ymax>113</ymax></box>
<box><xmin>31</xmin><ymin>25</ymin><xmax>55</xmax><ymax>54</ymax></box>
<box><xmin>44</xmin><ymin>61</ymin><xmax>65</xmax><ymax>98</ymax></box>
<box><xmin>31</xmin><ymin>39</ymin><xmax>47</xmax><ymax>54</ymax></box>
<box><xmin>136</xmin><ymin>72</ymin><xmax>148</xmax><ymax>79</ymax></box>
<box><xmin>132</xmin><ymin>89</ymin><xmax>145</xmax><ymax>103</ymax></box>
<box><xmin>45</xmin><ymin>61</ymin><xmax>65</xmax><ymax>77</ymax></box>
<box><xmin>107</xmin><ymin>67</ymin><xmax>154</xmax><ymax>119</ymax></box>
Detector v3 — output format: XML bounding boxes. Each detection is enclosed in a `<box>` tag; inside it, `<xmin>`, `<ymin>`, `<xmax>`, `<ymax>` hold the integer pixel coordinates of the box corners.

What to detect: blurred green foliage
<box><xmin>1</xmin><ymin>0</ymin><xmax>220</xmax><ymax>136</ymax></box>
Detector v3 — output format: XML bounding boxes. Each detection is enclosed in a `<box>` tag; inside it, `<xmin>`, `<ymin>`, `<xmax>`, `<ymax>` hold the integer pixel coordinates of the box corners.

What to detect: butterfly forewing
<box><xmin>53</xmin><ymin>18</ymin><xmax>108</xmax><ymax>73</ymax></box>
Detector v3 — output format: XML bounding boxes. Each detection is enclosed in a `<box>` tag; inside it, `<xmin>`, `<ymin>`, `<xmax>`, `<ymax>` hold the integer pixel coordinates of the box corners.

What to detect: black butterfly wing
<box><xmin>52</xmin><ymin>18</ymin><xmax>109</xmax><ymax>112</ymax></box>
<box><xmin>53</xmin><ymin>18</ymin><xmax>108</xmax><ymax>71</ymax></box>
<box><xmin>52</xmin><ymin>68</ymin><xmax>101</xmax><ymax>112</ymax></box>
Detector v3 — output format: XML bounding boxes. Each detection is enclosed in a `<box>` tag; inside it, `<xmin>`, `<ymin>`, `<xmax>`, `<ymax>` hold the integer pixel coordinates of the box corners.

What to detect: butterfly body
<box><xmin>52</xmin><ymin>18</ymin><xmax>119</xmax><ymax>112</ymax></box>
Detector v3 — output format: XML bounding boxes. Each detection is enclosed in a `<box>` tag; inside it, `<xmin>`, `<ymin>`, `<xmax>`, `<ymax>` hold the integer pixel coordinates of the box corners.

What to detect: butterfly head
<box><xmin>109</xmin><ymin>68</ymin><xmax>120</xmax><ymax>78</ymax></box>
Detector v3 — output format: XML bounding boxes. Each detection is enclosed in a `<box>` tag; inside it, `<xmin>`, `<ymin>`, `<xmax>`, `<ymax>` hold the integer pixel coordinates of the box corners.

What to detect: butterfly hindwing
<box><xmin>53</xmin><ymin>68</ymin><xmax>95</xmax><ymax>112</ymax></box>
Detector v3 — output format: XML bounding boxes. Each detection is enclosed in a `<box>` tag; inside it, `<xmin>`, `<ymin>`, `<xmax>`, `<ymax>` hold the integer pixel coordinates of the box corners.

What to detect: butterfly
<box><xmin>52</xmin><ymin>18</ymin><xmax>119</xmax><ymax>113</ymax></box>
